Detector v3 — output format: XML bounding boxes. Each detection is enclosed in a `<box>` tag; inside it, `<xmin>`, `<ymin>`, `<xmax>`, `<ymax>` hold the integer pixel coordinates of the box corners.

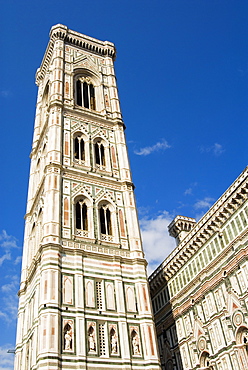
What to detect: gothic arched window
<box><xmin>99</xmin><ymin>205</ymin><xmax>112</xmax><ymax>235</ymax></box>
<box><xmin>94</xmin><ymin>141</ymin><xmax>105</xmax><ymax>167</ymax></box>
<box><xmin>76</xmin><ymin>79</ymin><xmax>96</xmax><ymax>110</ymax></box>
<box><xmin>74</xmin><ymin>135</ymin><xmax>85</xmax><ymax>162</ymax></box>
<box><xmin>75</xmin><ymin>200</ymin><xmax>88</xmax><ymax>231</ymax></box>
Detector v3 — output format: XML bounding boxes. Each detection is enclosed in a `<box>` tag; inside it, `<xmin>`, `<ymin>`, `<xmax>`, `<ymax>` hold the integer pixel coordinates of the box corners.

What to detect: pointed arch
<box><xmin>106</xmin><ymin>283</ymin><xmax>115</xmax><ymax>310</ymax></box>
<box><xmin>99</xmin><ymin>204</ymin><xmax>112</xmax><ymax>235</ymax></box>
<box><xmin>75</xmin><ymin>200</ymin><xmax>88</xmax><ymax>230</ymax></box>
<box><xmin>74</xmin><ymin>194</ymin><xmax>93</xmax><ymax>239</ymax></box>
<box><xmin>86</xmin><ymin>280</ymin><xmax>95</xmax><ymax>307</ymax></box>
<box><xmin>74</xmin><ymin>133</ymin><xmax>85</xmax><ymax>163</ymax></box>
<box><xmin>63</xmin><ymin>275</ymin><xmax>73</xmax><ymax>305</ymax></box>
<box><xmin>94</xmin><ymin>141</ymin><xmax>105</xmax><ymax>167</ymax></box>
<box><xmin>126</xmin><ymin>286</ymin><xmax>136</xmax><ymax>312</ymax></box>
<box><xmin>92</xmin><ymin>135</ymin><xmax>111</xmax><ymax>172</ymax></box>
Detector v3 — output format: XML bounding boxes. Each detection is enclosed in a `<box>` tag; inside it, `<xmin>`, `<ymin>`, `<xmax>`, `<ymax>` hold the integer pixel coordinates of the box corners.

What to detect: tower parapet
<box><xmin>168</xmin><ymin>215</ymin><xmax>196</xmax><ymax>245</ymax></box>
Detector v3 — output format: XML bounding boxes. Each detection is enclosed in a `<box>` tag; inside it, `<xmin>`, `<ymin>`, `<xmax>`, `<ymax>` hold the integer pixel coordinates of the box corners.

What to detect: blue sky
<box><xmin>1</xmin><ymin>0</ymin><xmax>248</xmax><ymax>368</ymax></box>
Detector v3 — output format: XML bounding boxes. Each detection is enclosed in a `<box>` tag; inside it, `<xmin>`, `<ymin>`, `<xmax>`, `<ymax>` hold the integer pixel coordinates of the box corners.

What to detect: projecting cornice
<box><xmin>36</xmin><ymin>24</ymin><xmax>116</xmax><ymax>84</ymax></box>
<box><xmin>149</xmin><ymin>166</ymin><xmax>248</xmax><ymax>286</ymax></box>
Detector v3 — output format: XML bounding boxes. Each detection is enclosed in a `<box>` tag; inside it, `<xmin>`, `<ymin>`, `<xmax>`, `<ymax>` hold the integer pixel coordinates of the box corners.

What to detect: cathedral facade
<box><xmin>149</xmin><ymin>167</ymin><xmax>248</xmax><ymax>370</ymax></box>
<box><xmin>14</xmin><ymin>25</ymin><xmax>161</xmax><ymax>370</ymax></box>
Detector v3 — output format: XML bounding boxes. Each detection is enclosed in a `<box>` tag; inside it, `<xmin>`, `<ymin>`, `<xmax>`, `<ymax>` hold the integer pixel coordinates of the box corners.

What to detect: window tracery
<box><xmin>75</xmin><ymin>199</ymin><xmax>88</xmax><ymax>233</ymax></box>
<box><xmin>94</xmin><ymin>141</ymin><xmax>105</xmax><ymax>168</ymax></box>
<box><xmin>74</xmin><ymin>135</ymin><xmax>85</xmax><ymax>164</ymax></box>
<box><xmin>99</xmin><ymin>205</ymin><xmax>112</xmax><ymax>236</ymax></box>
<box><xmin>76</xmin><ymin>77</ymin><xmax>96</xmax><ymax>110</ymax></box>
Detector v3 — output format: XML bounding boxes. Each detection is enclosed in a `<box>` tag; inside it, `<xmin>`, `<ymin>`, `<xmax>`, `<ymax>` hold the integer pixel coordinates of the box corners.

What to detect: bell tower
<box><xmin>14</xmin><ymin>25</ymin><xmax>161</xmax><ymax>370</ymax></box>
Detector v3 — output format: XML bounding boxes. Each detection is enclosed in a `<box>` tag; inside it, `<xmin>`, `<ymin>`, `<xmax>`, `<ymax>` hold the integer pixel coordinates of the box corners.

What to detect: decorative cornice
<box><xmin>149</xmin><ymin>166</ymin><xmax>248</xmax><ymax>286</ymax></box>
<box><xmin>64</xmin><ymin>109</ymin><xmax>124</xmax><ymax>129</ymax></box>
<box><xmin>36</xmin><ymin>24</ymin><xmax>116</xmax><ymax>84</ymax></box>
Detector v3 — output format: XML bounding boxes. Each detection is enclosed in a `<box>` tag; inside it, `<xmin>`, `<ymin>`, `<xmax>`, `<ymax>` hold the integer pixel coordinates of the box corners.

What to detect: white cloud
<box><xmin>2</xmin><ymin>293</ymin><xmax>18</xmax><ymax>321</ymax></box>
<box><xmin>0</xmin><ymin>274</ymin><xmax>19</xmax><ymax>323</ymax></box>
<box><xmin>184</xmin><ymin>187</ymin><xmax>193</xmax><ymax>195</ymax></box>
<box><xmin>139</xmin><ymin>212</ymin><xmax>176</xmax><ymax>275</ymax></box>
<box><xmin>213</xmin><ymin>143</ymin><xmax>225</xmax><ymax>156</ymax></box>
<box><xmin>200</xmin><ymin>143</ymin><xmax>225</xmax><ymax>156</ymax></box>
<box><xmin>0</xmin><ymin>231</ymin><xmax>19</xmax><ymax>267</ymax></box>
<box><xmin>0</xmin><ymin>231</ymin><xmax>18</xmax><ymax>249</ymax></box>
<box><xmin>184</xmin><ymin>182</ymin><xmax>198</xmax><ymax>196</ymax></box>
<box><xmin>0</xmin><ymin>345</ymin><xmax>15</xmax><ymax>370</ymax></box>
<box><xmin>194</xmin><ymin>197</ymin><xmax>215</xmax><ymax>210</ymax></box>
<box><xmin>0</xmin><ymin>312</ymin><xmax>9</xmax><ymax>321</ymax></box>
<box><xmin>14</xmin><ymin>256</ymin><xmax>22</xmax><ymax>265</ymax></box>
<box><xmin>0</xmin><ymin>253</ymin><xmax>11</xmax><ymax>267</ymax></box>
<box><xmin>1</xmin><ymin>275</ymin><xmax>19</xmax><ymax>293</ymax></box>
<box><xmin>134</xmin><ymin>139</ymin><xmax>171</xmax><ymax>156</ymax></box>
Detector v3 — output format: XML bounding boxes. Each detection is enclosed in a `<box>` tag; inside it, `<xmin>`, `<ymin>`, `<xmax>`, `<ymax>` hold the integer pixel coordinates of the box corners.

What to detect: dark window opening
<box><xmin>100</xmin><ymin>206</ymin><xmax>112</xmax><ymax>235</ymax></box>
<box><xmin>76</xmin><ymin>201</ymin><xmax>88</xmax><ymax>230</ymax></box>
<box><xmin>83</xmin><ymin>82</ymin><xmax>89</xmax><ymax>108</ymax></box>
<box><xmin>76</xmin><ymin>79</ymin><xmax>95</xmax><ymax>110</ymax></box>
<box><xmin>95</xmin><ymin>142</ymin><xmax>105</xmax><ymax>167</ymax></box>
<box><xmin>76</xmin><ymin>80</ymin><xmax>82</xmax><ymax>106</ymax></box>
<box><xmin>74</xmin><ymin>137</ymin><xmax>85</xmax><ymax>161</ymax></box>
<box><xmin>106</xmin><ymin>208</ymin><xmax>112</xmax><ymax>235</ymax></box>
<box><xmin>100</xmin><ymin>144</ymin><xmax>105</xmax><ymax>166</ymax></box>
<box><xmin>100</xmin><ymin>207</ymin><xmax>106</xmax><ymax>234</ymax></box>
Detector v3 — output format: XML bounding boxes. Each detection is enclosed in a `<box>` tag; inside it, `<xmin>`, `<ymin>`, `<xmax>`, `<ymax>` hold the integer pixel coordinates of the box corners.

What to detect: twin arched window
<box><xmin>99</xmin><ymin>205</ymin><xmax>112</xmax><ymax>235</ymax></box>
<box><xmin>75</xmin><ymin>200</ymin><xmax>112</xmax><ymax>238</ymax></box>
<box><xmin>73</xmin><ymin>135</ymin><xmax>107</xmax><ymax>170</ymax></box>
<box><xmin>76</xmin><ymin>79</ymin><xmax>96</xmax><ymax>110</ymax></box>
<box><xmin>94</xmin><ymin>141</ymin><xmax>105</xmax><ymax>167</ymax></box>
<box><xmin>75</xmin><ymin>200</ymin><xmax>88</xmax><ymax>231</ymax></box>
<box><xmin>74</xmin><ymin>136</ymin><xmax>85</xmax><ymax>162</ymax></box>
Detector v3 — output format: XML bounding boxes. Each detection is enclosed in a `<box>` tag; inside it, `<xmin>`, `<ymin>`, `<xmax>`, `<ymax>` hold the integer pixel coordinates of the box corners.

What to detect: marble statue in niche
<box><xmin>110</xmin><ymin>327</ymin><xmax>118</xmax><ymax>354</ymax></box>
<box><xmin>88</xmin><ymin>325</ymin><xmax>96</xmax><ymax>352</ymax></box>
<box><xmin>63</xmin><ymin>320</ymin><xmax>73</xmax><ymax>351</ymax></box>
<box><xmin>131</xmin><ymin>329</ymin><xmax>140</xmax><ymax>355</ymax></box>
